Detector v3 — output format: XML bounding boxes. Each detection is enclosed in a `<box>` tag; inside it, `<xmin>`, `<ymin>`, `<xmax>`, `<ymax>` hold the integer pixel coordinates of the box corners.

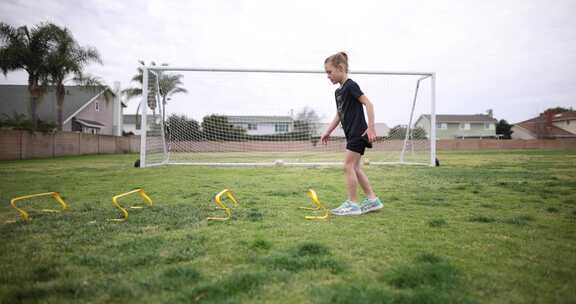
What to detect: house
<box><xmin>415</xmin><ymin>114</ymin><xmax>498</xmax><ymax>139</ymax></box>
<box><xmin>225</xmin><ymin>115</ymin><xmax>295</xmax><ymax>135</ymax></box>
<box><xmin>0</xmin><ymin>84</ymin><xmax>124</xmax><ymax>135</ymax></box>
<box><xmin>123</xmin><ymin>114</ymin><xmax>162</xmax><ymax>136</ymax></box>
<box><xmin>512</xmin><ymin>110</ymin><xmax>576</xmax><ymax>139</ymax></box>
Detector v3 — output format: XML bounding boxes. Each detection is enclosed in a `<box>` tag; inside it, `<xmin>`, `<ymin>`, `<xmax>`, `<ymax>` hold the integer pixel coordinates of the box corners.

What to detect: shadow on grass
<box><xmin>177</xmin><ymin>271</ymin><xmax>267</xmax><ymax>304</ymax></box>
<box><xmin>262</xmin><ymin>242</ymin><xmax>345</xmax><ymax>274</ymax></box>
<box><xmin>468</xmin><ymin>214</ymin><xmax>535</xmax><ymax>226</ymax></box>
<box><xmin>71</xmin><ymin>234</ymin><xmax>206</xmax><ymax>272</ymax></box>
<box><xmin>467</xmin><ymin>215</ymin><xmax>496</xmax><ymax>223</ymax></box>
<box><xmin>428</xmin><ymin>219</ymin><xmax>448</xmax><ymax>228</ymax></box>
<box><xmin>315</xmin><ymin>253</ymin><xmax>476</xmax><ymax>304</ymax></box>
<box><xmin>502</xmin><ymin>215</ymin><xmax>533</xmax><ymax>226</ymax></box>
<box><xmin>2</xmin><ymin>280</ymin><xmax>92</xmax><ymax>304</ymax></box>
<box><xmin>250</xmin><ymin>238</ymin><xmax>273</xmax><ymax>250</ymax></box>
<box><xmin>141</xmin><ymin>266</ymin><xmax>202</xmax><ymax>292</ymax></box>
<box><xmin>545</xmin><ymin>207</ymin><xmax>559</xmax><ymax>213</ymax></box>
<box><xmin>383</xmin><ymin>254</ymin><xmax>459</xmax><ymax>290</ymax></box>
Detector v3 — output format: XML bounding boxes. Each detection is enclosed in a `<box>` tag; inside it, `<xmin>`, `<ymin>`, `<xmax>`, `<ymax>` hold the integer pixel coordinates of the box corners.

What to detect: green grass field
<box><xmin>1</xmin><ymin>150</ymin><xmax>575</xmax><ymax>303</ymax></box>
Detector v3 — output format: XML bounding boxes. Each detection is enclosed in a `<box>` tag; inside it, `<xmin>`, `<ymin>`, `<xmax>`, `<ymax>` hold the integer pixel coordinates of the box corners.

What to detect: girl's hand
<box><xmin>320</xmin><ymin>132</ymin><xmax>330</xmax><ymax>145</ymax></box>
<box><xmin>365</xmin><ymin>127</ymin><xmax>376</xmax><ymax>143</ymax></box>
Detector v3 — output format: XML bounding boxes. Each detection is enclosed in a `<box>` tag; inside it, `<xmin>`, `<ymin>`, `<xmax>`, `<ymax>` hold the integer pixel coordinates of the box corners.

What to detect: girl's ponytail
<box><xmin>324</xmin><ymin>51</ymin><xmax>349</xmax><ymax>73</ymax></box>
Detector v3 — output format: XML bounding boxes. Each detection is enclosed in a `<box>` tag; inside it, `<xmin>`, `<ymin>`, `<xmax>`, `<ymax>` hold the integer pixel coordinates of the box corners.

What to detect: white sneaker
<box><xmin>360</xmin><ymin>197</ymin><xmax>383</xmax><ymax>214</ymax></box>
<box><xmin>331</xmin><ymin>201</ymin><xmax>362</xmax><ymax>216</ymax></box>
<box><xmin>331</xmin><ymin>201</ymin><xmax>350</xmax><ymax>213</ymax></box>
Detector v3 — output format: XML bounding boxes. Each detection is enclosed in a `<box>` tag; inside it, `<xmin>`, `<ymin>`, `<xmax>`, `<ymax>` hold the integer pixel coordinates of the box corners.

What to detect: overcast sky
<box><xmin>1</xmin><ymin>0</ymin><xmax>575</xmax><ymax>124</ymax></box>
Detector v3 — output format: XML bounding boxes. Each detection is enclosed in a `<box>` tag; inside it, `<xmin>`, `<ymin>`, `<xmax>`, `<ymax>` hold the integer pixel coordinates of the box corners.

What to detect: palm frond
<box><xmin>168</xmin><ymin>87</ymin><xmax>188</xmax><ymax>95</ymax></box>
<box><xmin>122</xmin><ymin>87</ymin><xmax>142</xmax><ymax>100</ymax></box>
<box><xmin>131</xmin><ymin>74</ymin><xmax>143</xmax><ymax>84</ymax></box>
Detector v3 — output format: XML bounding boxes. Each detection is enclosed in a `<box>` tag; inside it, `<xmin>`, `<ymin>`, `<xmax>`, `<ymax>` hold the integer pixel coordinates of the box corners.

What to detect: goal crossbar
<box><xmin>145</xmin><ymin>66</ymin><xmax>434</xmax><ymax>77</ymax></box>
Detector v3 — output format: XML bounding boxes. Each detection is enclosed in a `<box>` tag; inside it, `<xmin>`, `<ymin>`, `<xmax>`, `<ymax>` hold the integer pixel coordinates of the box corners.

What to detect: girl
<box><xmin>320</xmin><ymin>52</ymin><xmax>383</xmax><ymax>216</ymax></box>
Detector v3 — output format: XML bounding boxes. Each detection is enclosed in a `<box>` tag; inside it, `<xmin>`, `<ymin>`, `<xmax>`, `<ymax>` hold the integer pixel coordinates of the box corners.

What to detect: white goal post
<box><xmin>139</xmin><ymin>66</ymin><xmax>436</xmax><ymax>168</ymax></box>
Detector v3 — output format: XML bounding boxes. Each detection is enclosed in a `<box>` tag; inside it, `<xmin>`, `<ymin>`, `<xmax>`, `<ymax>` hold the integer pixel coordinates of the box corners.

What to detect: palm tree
<box><xmin>158</xmin><ymin>73</ymin><xmax>187</xmax><ymax>123</ymax></box>
<box><xmin>122</xmin><ymin>60</ymin><xmax>147</xmax><ymax>103</ymax></box>
<box><xmin>73</xmin><ymin>73</ymin><xmax>116</xmax><ymax>105</ymax></box>
<box><xmin>123</xmin><ymin>61</ymin><xmax>187</xmax><ymax>127</ymax></box>
<box><xmin>0</xmin><ymin>22</ymin><xmax>62</xmax><ymax>130</ymax></box>
<box><xmin>45</xmin><ymin>26</ymin><xmax>102</xmax><ymax>130</ymax></box>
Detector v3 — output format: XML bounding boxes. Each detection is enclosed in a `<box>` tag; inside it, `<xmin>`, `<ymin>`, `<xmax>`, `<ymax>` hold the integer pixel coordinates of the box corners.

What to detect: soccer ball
<box><xmin>363</xmin><ymin>158</ymin><xmax>370</xmax><ymax>165</ymax></box>
<box><xmin>274</xmin><ymin>159</ymin><xmax>285</xmax><ymax>166</ymax></box>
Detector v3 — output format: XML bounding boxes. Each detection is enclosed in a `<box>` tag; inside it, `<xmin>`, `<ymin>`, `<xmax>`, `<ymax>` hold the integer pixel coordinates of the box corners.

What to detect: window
<box><xmin>275</xmin><ymin>123</ymin><xmax>289</xmax><ymax>133</ymax></box>
<box><xmin>95</xmin><ymin>101</ymin><xmax>100</xmax><ymax>112</ymax></box>
<box><xmin>247</xmin><ymin>123</ymin><xmax>257</xmax><ymax>130</ymax></box>
<box><xmin>459</xmin><ymin>123</ymin><xmax>470</xmax><ymax>130</ymax></box>
<box><xmin>436</xmin><ymin>123</ymin><xmax>447</xmax><ymax>129</ymax></box>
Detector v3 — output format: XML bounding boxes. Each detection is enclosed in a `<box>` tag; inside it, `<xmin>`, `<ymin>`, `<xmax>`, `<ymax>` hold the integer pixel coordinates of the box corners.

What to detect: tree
<box><xmin>387</xmin><ymin>125</ymin><xmax>428</xmax><ymax>140</ymax></box>
<box><xmin>496</xmin><ymin>119</ymin><xmax>513</xmax><ymax>139</ymax></box>
<box><xmin>158</xmin><ymin>73</ymin><xmax>187</xmax><ymax>123</ymax></box>
<box><xmin>122</xmin><ymin>61</ymin><xmax>159</xmax><ymax>118</ymax></box>
<box><xmin>201</xmin><ymin>115</ymin><xmax>246</xmax><ymax>141</ymax></box>
<box><xmin>543</xmin><ymin>106</ymin><xmax>572</xmax><ymax>113</ymax></box>
<box><xmin>0</xmin><ymin>22</ymin><xmax>62</xmax><ymax>130</ymax></box>
<box><xmin>122</xmin><ymin>61</ymin><xmax>187</xmax><ymax>124</ymax></box>
<box><xmin>0</xmin><ymin>112</ymin><xmax>56</xmax><ymax>132</ymax></box>
<box><xmin>45</xmin><ymin>26</ymin><xmax>102</xmax><ymax>130</ymax></box>
<box><xmin>293</xmin><ymin>107</ymin><xmax>321</xmax><ymax>137</ymax></box>
<box><xmin>166</xmin><ymin>114</ymin><xmax>200</xmax><ymax>141</ymax></box>
<box><xmin>72</xmin><ymin>74</ymin><xmax>116</xmax><ymax>101</ymax></box>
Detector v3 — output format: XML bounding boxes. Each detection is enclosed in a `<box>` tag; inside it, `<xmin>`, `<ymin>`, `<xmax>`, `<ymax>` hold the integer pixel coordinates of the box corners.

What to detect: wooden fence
<box><xmin>0</xmin><ymin>130</ymin><xmax>574</xmax><ymax>161</ymax></box>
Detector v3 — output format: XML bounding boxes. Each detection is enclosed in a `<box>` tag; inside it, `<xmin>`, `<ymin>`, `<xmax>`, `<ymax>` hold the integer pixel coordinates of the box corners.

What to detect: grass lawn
<box><xmin>0</xmin><ymin>150</ymin><xmax>575</xmax><ymax>303</ymax></box>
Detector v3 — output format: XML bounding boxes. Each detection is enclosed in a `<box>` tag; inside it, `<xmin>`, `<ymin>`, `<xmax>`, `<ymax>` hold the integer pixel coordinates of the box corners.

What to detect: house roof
<box><xmin>516</xmin><ymin>111</ymin><xmax>576</xmax><ymax>125</ymax></box>
<box><xmin>417</xmin><ymin>114</ymin><xmax>498</xmax><ymax>123</ymax></box>
<box><xmin>225</xmin><ymin>115</ymin><xmax>294</xmax><ymax>123</ymax></box>
<box><xmin>550</xmin><ymin>111</ymin><xmax>576</xmax><ymax>122</ymax></box>
<box><xmin>0</xmin><ymin>85</ymin><xmax>111</xmax><ymax>123</ymax></box>
<box><xmin>514</xmin><ymin>114</ymin><xmax>576</xmax><ymax>138</ymax></box>
<box><xmin>74</xmin><ymin>118</ymin><xmax>105</xmax><ymax>129</ymax></box>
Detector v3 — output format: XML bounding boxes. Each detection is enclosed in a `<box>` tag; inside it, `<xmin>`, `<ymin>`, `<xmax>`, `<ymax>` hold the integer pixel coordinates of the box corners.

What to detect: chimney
<box><xmin>546</xmin><ymin>112</ymin><xmax>553</xmax><ymax>127</ymax></box>
<box><xmin>538</xmin><ymin>109</ymin><xmax>556</xmax><ymax>139</ymax></box>
<box><xmin>543</xmin><ymin>110</ymin><xmax>555</xmax><ymax>127</ymax></box>
<box><xmin>486</xmin><ymin>109</ymin><xmax>493</xmax><ymax>118</ymax></box>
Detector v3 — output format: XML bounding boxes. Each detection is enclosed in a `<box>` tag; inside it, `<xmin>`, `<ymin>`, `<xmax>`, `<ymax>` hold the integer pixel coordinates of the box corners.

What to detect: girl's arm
<box><xmin>358</xmin><ymin>95</ymin><xmax>376</xmax><ymax>142</ymax></box>
<box><xmin>320</xmin><ymin>114</ymin><xmax>340</xmax><ymax>144</ymax></box>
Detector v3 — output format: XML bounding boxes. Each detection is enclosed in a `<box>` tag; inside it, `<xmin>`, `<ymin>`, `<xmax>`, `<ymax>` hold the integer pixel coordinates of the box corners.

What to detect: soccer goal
<box><xmin>138</xmin><ymin>67</ymin><xmax>436</xmax><ymax>167</ymax></box>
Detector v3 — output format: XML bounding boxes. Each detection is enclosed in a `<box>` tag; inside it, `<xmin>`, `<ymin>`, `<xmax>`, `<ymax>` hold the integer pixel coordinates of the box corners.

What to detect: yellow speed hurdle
<box><xmin>110</xmin><ymin>189</ymin><xmax>153</xmax><ymax>222</ymax></box>
<box><xmin>207</xmin><ymin>189</ymin><xmax>239</xmax><ymax>221</ymax></box>
<box><xmin>10</xmin><ymin>192</ymin><xmax>69</xmax><ymax>221</ymax></box>
<box><xmin>299</xmin><ymin>189</ymin><xmax>329</xmax><ymax>220</ymax></box>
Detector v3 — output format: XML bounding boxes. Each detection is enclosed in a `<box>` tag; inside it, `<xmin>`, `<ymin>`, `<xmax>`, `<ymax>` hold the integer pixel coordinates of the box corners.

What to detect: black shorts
<box><xmin>346</xmin><ymin>134</ymin><xmax>373</xmax><ymax>155</ymax></box>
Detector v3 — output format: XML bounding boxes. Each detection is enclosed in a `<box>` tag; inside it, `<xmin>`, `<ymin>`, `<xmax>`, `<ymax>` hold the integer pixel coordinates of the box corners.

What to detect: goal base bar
<box><xmin>150</xmin><ymin>161</ymin><xmax>431</xmax><ymax>167</ymax></box>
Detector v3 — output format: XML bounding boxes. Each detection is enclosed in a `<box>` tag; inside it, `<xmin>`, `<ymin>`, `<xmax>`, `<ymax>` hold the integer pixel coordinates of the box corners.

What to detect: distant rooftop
<box><xmin>418</xmin><ymin>114</ymin><xmax>498</xmax><ymax>123</ymax></box>
<box><xmin>225</xmin><ymin>115</ymin><xmax>294</xmax><ymax>123</ymax></box>
<box><xmin>0</xmin><ymin>84</ymin><xmax>113</xmax><ymax>123</ymax></box>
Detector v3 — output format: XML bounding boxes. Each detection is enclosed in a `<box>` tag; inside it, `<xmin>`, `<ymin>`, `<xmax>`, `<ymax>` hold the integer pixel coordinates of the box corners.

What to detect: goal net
<box><xmin>139</xmin><ymin>67</ymin><xmax>436</xmax><ymax>167</ymax></box>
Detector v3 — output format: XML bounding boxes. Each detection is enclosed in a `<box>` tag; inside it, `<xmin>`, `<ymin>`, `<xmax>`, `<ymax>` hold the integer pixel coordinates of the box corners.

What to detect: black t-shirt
<box><xmin>335</xmin><ymin>79</ymin><xmax>367</xmax><ymax>139</ymax></box>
